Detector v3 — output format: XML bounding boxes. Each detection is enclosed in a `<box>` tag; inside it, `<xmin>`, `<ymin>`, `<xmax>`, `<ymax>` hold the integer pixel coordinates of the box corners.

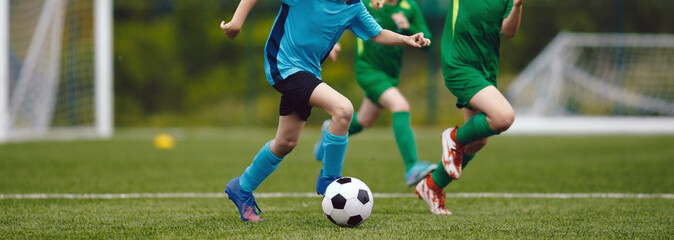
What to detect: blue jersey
<box><xmin>264</xmin><ymin>0</ymin><xmax>383</xmax><ymax>85</ymax></box>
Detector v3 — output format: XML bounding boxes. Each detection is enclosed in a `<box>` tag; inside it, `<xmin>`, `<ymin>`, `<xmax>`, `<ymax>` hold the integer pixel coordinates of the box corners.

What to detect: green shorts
<box><xmin>444</xmin><ymin>67</ymin><xmax>497</xmax><ymax>108</ymax></box>
<box><xmin>354</xmin><ymin>62</ymin><xmax>399</xmax><ymax>107</ymax></box>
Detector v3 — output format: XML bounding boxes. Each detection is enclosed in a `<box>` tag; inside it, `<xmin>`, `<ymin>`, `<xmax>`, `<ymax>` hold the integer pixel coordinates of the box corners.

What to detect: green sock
<box><xmin>456</xmin><ymin>113</ymin><xmax>496</xmax><ymax>145</ymax></box>
<box><xmin>392</xmin><ymin>112</ymin><xmax>418</xmax><ymax>172</ymax></box>
<box><xmin>431</xmin><ymin>153</ymin><xmax>476</xmax><ymax>189</ymax></box>
<box><xmin>461</xmin><ymin>153</ymin><xmax>475</xmax><ymax>169</ymax></box>
<box><xmin>348</xmin><ymin>112</ymin><xmax>363</xmax><ymax>135</ymax></box>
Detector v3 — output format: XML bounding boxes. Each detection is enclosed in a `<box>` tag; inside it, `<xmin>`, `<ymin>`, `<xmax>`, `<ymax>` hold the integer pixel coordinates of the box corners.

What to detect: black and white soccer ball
<box><xmin>321</xmin><ymin>177</ymin><xmax>373</xmax><ymax>227</ymax></box>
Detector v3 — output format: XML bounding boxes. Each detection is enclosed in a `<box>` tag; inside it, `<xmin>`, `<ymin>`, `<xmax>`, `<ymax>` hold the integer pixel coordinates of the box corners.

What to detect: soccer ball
<box><xmin>321</xmin><ymin>177</ymin><xmax>373</xmax><ymax>227</ymax></box>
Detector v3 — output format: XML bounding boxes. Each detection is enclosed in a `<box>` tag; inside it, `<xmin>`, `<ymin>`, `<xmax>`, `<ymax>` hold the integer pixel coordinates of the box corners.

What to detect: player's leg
<box><xmin>416</xmin><ymin>106</ymin><xmax>491</xmax><ymax>215</ymax></box>
<box><xmin>310</xmin><ymin>83</ymin><xmax>354</xmax><ymax>195</ymax></box>
<box><xmin>460</xmin><ymin>107</ymin><xmax>489</xmax><ymax>167</ymax></box>
<box><xmin>350</xmin><ymin>66</ymin><xmax>392</xmax><ymax>135</ymax></box>
<box><xmin>243</xmin><ymin>114</ymin><xmax>305</xmax><ymax>190</ymax></box>
<box><xmin>310</xmin><ymin>84</ymin><xmax>352</xmax><ymax>135</ymax></box>
<box><xmin>314</xmin><ymin>67</ymin><xmax>387</xmax><ymax>161</ymax></box>
<box><xmin>416</xmin><ymin>84</ymin><xmax>512</xmax><ymax>215</ymax></box>
<box><xmin>378</xmin><ymin>87</ymin><xmax>436</xmax><ymax>186</ymax></box>
<box><xmin>226</xmin><ymin>71</ymin><xmax>321</xmax><ymax>221</ymax></box>
<box><xmin>313</xmin><ymin>119</ymin><xmax>332</xmax><ymax>161</ymax></box>
<box><xmin>316</xmin><ymin>97</ymin><xmax>379</xmax><ymax>161</ymax></box>
<box><xmin>441</xmin><ymin>85</ymin><xmax>514</xmax><ymax>179</ymax></box>
<box><xmin>429</xmin><ymin>107</ymin><xmax>488</xmax><ymax>191</ymax></box>
<box><xmin>352</xmin><ymin>97</ymin><xmax>383</xmax><ymax>134</ymax></box>
<box><xmin>226</xmin><ymin>113</ymin><xmax>305</xmax><ymax>222</ymax></box>
<box><xmin>314</xmin><ymin>99</ymin><xmax>367</xmax><ymax>162</ymax></box>
<box><xmin>457</xmin><ymin>85</ymin><xmax>514</xmax><ymax>144</ymax></box>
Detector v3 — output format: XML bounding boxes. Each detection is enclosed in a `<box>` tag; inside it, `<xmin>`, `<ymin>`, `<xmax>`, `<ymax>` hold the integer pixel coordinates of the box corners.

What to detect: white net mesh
<box><xmin>506</xmin><ymin>33</ymin><xmax>674</xmax><ymax>134</ymax></box>
<box><xmin>7</xmin><ymin>0</ymin><xmax>99</xmax><ymax>140</ymax></box>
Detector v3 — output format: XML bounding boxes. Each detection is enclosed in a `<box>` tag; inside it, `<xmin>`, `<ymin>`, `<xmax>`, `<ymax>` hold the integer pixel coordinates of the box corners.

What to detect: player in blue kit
<box><xmin>220</xmin><ymin>0</ymin><xmax>430</xmax><ymax>222</ymax></box>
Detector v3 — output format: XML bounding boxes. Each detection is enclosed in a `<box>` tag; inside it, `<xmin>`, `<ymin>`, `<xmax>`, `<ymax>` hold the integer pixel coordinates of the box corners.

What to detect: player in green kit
<box><xmin>413</xmin><ymin>0</ymin><xmax>524</xmax><ymax>215</ymax></box>
<box><xmin>314</xmin><ymin>0</ymin><xmax>436</xmax><ymax>187</ymax></box>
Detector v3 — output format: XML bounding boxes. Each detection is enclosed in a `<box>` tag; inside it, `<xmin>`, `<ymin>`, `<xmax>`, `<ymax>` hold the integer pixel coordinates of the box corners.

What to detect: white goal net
<box><xmin>506</xmin><ymin>32</ymin><xmax>674</xmax><ymax>134</ymax></box>
<box><xmin>0</xmin><ymin>0</ymin><xmax>112</xmax><ymax>143</ymax></box>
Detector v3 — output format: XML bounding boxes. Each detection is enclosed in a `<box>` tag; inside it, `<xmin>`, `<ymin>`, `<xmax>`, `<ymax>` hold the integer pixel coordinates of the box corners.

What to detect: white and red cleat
<box><xmin>441</xmin><ymin>127</ymin><xmax>465</xmax><ymax>179</ymax></box>
<box><xmin>415</xmin><ymin>174</ymin><xmax>451</xmax><ymax>215</ymax></box>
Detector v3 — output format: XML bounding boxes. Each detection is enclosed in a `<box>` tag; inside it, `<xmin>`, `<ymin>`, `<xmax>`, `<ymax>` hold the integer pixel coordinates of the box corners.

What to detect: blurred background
<box><xmin>2</xmin><ymin>0</ymin><xmax>674</xmax><ymax>141</ymax></box>
<box><xmin>112</xmin><ymin>0</ymin><xmax>674</xmax><ymax>127</ymax></box>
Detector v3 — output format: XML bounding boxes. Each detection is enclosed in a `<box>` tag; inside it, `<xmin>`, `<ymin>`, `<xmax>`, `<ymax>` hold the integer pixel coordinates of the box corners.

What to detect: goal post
<box><xmin>95</xmin><ymin>0</ymin><xmax>113</xmax><ymax>139</ymax></box>
<box><xmin>506</xmin><ymin>32</ymin><xmax>674</xmax><ymax>134</ymax></box>
<box><xmin>0</xmin><ymin>0</ymin><xmax>9</xmax><ymax>143</ymax></box>
<box><xmin>0</xmin><ymin>0</ymin><xmax>113</xmax><ymax>143</ymax></box>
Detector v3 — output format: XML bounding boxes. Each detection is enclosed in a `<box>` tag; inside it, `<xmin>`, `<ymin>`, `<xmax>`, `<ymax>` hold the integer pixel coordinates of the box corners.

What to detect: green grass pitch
<box><xmin>1</xmin><ymin>127</ymin><xmax>673</xmax><ymax>238</ymax></box>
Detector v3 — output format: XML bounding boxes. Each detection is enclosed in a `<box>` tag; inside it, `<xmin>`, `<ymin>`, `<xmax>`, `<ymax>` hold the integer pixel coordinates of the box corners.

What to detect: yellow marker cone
<box><xmin>154</xmin><ymin>133</ymin><xmax>175</xmax><ymax>149</ymax></box>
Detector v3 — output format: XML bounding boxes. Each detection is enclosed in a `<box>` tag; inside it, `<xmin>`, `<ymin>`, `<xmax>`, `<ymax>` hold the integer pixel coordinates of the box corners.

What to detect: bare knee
<box><xmin>331</xmin><ymin>102</ymin><xmax>354</xmax><ymax>126</ymax></box>
<box><xmin>489</xmin><ymin>111</ymin><xmax>515</xmax><ymax>133</ymax></box>
<box><xmin>355</xmin><ymin>107</ymin><xmax>381</xmax><ymax>128</ymax></box>
<box><xmin>382</xmin><ymin>94</ymin><xmax>410</xmax><ymax>113</ymax></box>
<box><xmin>272</xmin><ymin>138</ymin><xmax>298</xmax><ymax>156</ymax></box>
<box><xmin>388</xmin><ymin>101</ymin><xmax>410</xmax><ymax>112</ymax></box>
<box><xmin>357</xmin><ymin>112</ymin><xmax>378</xmax><ymax>128</ymax></box>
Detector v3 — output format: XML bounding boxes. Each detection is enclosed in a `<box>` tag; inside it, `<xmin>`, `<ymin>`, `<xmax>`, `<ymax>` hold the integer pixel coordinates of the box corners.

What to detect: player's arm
<box><xmin>220</xmin><ymin>0</ymin><xmax>258</xmax><ymax>39</ymax></box>
<box><xmin>371</xmin><ymin>29</ymin><xmax>430</xmax><ymax>48</ymax></box>
<box><xmin>391</xmin><ymin>12</ymin><xmax>410</xmax><ymax>32</ymax></box>
<box><xmin>352</xmin><ymin>2</ymin><xmax>428</xmax><ymax>47</ymax></box>
<box><xmin>501</xmin><ymin>0</ymin><xmax>523</xmax><ymax>39</ymax></box>
<box><xmin>391</xmin><ymin>12</ymin><xmax>431</xmax><ymax>50</ymax></box>
<box><xmin>406</xmin><ymin>2</ymin><xmax>432</xmax><ymax>50</ymax></box>
<box><xmin>407</xmin><ymin>3</ymin><xmax>431</xmax><ymax>41</ymax></box>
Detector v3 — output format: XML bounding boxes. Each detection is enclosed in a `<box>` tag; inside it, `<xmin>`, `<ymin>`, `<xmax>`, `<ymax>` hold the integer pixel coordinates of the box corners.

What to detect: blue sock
<box><xmin>321</xmin><ymin>130</ymin><xmax>348</xmax><ymax>178</ymax></box>
<box><xmin>239</xmin><ymin>140</ymin><xmax>284</xmax><ymax>193</ymax></box>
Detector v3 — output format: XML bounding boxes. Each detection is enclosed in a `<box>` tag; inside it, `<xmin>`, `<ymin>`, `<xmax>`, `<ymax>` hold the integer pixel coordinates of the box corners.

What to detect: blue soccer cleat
<box><xmin>313</xmin><ymin>120</ymin><xmax>331</xmax><ymax>161</ymax></box>
<box><xmin>316</xmin><ymin>169</ymin><xmax>341</xmax><ymax>195</ymax></box>
<box><xmin>225</xmin><ymin>177</ymin><xmax>262</xmax><ymax>222</ymax></box>
<box><xmin>405</xmin><ymin>160</ymin><xmax>438</xmax><ymax>187</ymax></box>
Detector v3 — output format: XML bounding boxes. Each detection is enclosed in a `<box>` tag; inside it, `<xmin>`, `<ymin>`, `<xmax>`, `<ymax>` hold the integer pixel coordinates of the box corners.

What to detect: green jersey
<box><xmin>355</xmin><ymin>0</ymin><xmax>431</xmax><ymax>79</ymax></box>
<box><xmin>441</xmin><ymin>0</ymin><xmax>513</xmax><ymax>83</ymax></box>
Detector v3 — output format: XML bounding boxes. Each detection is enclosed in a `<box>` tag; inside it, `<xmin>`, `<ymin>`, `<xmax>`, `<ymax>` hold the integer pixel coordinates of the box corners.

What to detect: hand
<box><xmin>405</xmin><ymin>32</ymin><xmax>430</xmax><ymax>48</ymax></box>
<box><xmin>328</xmin><ymin>43</ymin><xmax>342</xmax><ymax>62</ymax></box>
<box><xmin>220</xmin><ymin>21</ymin><xmax>241</xmax><ymax>40</ymax></box>
<box><xmin>391</xmin><ymin>12</ymin><xmax>409</xmax><ymax>30</ymax></box>
<box><xmin>513</xmin><ymin>0</ymin><xmax>523</xmax><ymax>7</ymax></box>
<box><xmin>370</xmin><ymin>0</ymin><xmax>384</xmax><ymax>11</ymax></box>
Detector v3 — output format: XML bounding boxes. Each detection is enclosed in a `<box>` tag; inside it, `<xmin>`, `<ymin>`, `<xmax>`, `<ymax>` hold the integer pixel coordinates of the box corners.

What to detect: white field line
<box><xmin>0</xmin><ymin>192</ymin><xmax>673</xmax><ymax>200</ymax></box>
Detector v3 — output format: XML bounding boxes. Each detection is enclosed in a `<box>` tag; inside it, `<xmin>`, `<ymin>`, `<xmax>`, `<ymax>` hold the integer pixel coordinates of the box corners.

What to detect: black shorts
<box><xmin>272</xmin><ymin>71</ymin><xmax>323</xmax><ymax>121</ymax></box>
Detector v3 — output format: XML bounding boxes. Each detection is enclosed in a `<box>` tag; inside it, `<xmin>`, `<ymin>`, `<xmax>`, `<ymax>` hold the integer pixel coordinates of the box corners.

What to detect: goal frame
<box><xmin>0</xmin><ymin>0</ymin><xmax>113</xmax><ymax>143</ymax></box>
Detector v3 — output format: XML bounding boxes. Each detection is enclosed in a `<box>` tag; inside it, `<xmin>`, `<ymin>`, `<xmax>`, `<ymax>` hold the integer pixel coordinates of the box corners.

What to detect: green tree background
<box><xmin>113</xmin><ymin>0</ymin><xmax>674</xmax><ymax>127</ymax></box>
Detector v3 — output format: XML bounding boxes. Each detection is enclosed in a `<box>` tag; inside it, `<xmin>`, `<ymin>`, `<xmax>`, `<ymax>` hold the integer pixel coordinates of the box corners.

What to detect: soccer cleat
<box><xmin>405</xmin><ymin>160</ymin><xmax>438</xmax><ymax>187</ymax></box>
<box><xmin>441</xmin><ymin>127</ymin><xmax>465</xmax><ymax>179</ymax></box>
<box><xmin>224</xmin><ymin>177</ymin><xmax>262</xmax><ymax>222</ymax></box>
<box><xmin>316</xmin><ymin>169</ymin><xmax>341</xmax><ymax>195</ymax></box>
<box><xmin>415</xmin><ymin>174</ymin><xmax>452</xmax><ymax>215</ymax></box>
<box><xmin>313</xmin><ymin>120</ymin><xmax>331</xmax><ymax>161</ymax></box>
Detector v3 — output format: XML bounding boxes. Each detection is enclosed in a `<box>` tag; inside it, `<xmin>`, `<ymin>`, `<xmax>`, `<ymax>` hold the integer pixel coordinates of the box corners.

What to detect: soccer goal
<box><xmin>506</xmin><ymin>32</ymin><xmax>674</xmax><ymax>134</ymax></box>
<box><xmin>0</xmin><ymin>0</ymin><xmax>112</xmax><ymax>143</ymax></box>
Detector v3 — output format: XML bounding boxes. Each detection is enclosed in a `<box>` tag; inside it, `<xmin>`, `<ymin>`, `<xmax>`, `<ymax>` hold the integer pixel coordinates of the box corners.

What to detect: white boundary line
<box><xmin>1</xmin><ymin>192</ymin><xmax>672</xmax><ymax>200</ymax></box>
